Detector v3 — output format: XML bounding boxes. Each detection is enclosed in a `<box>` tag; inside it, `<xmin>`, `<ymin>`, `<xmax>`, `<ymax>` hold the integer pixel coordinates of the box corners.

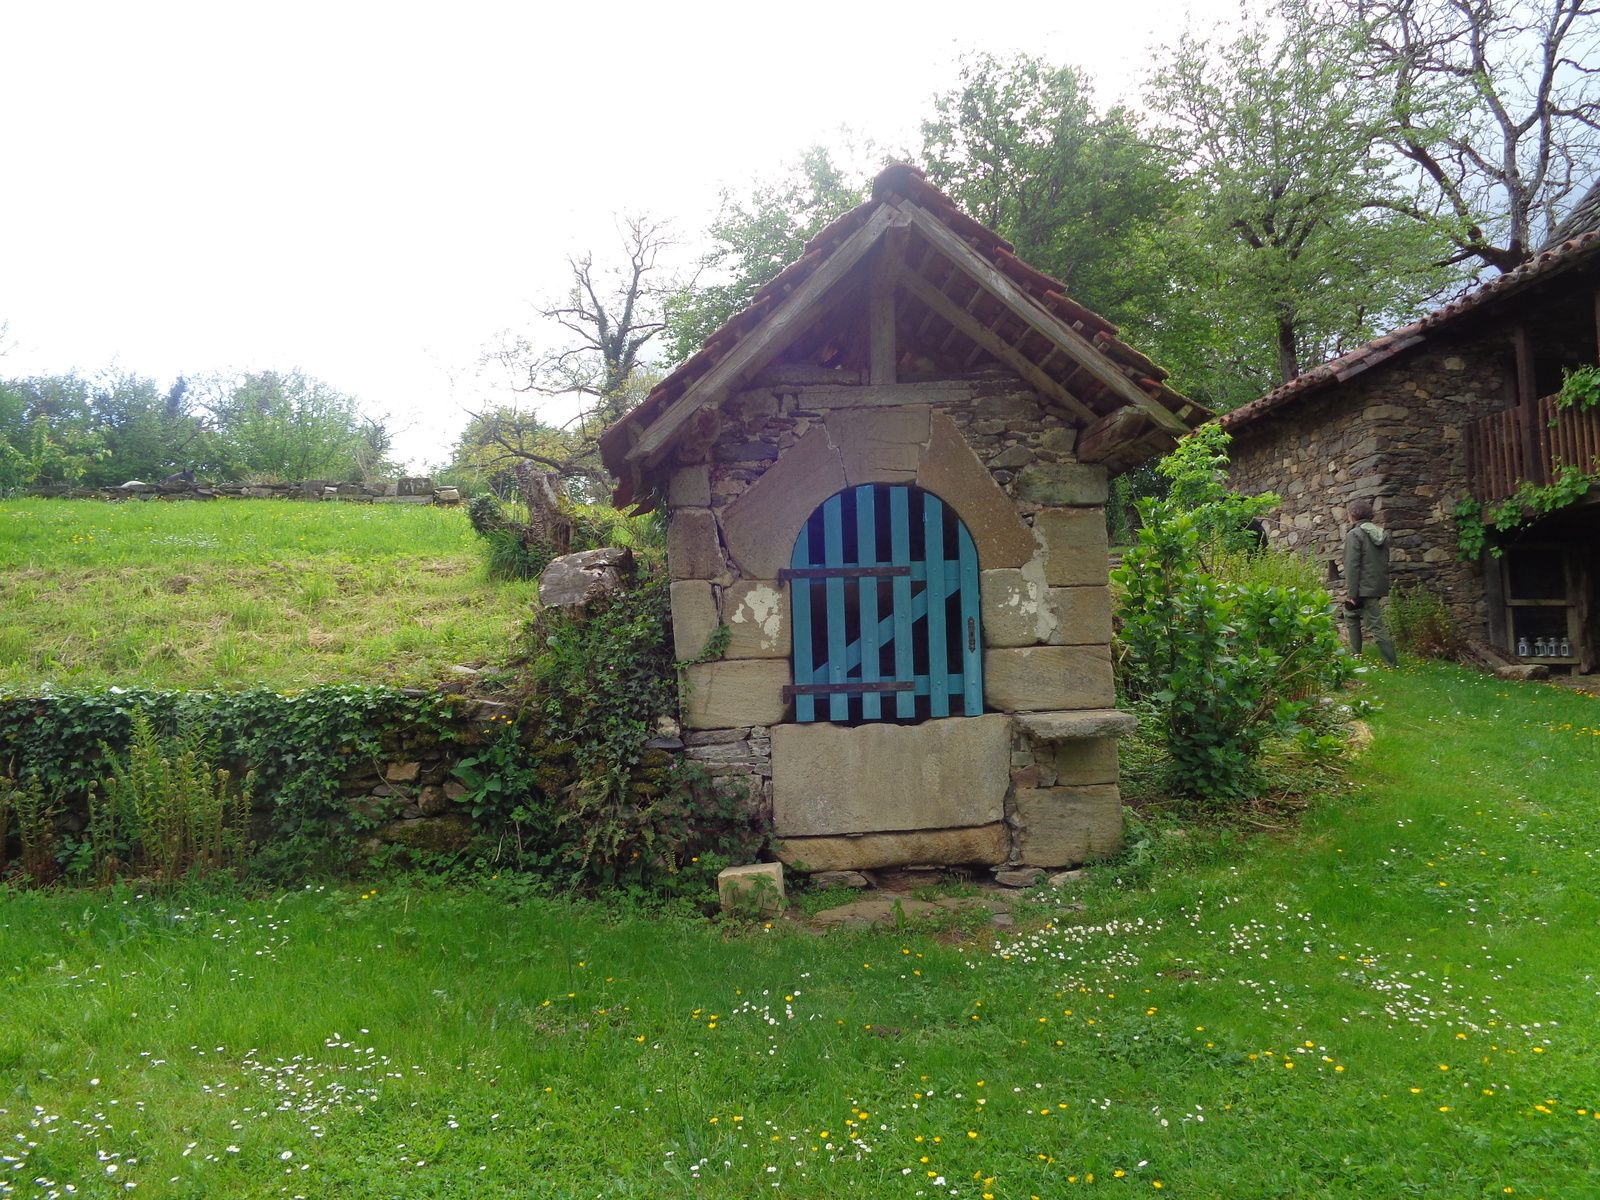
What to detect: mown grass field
<box><xmin>3</xmin><ymin>664</ymin><xmax>1598</xmax><ymax>1198</ymax></box>
<box><xmin>0</xmin><ymin>499</ymin><xmax>536</xmax><ymax>691</ymax></box>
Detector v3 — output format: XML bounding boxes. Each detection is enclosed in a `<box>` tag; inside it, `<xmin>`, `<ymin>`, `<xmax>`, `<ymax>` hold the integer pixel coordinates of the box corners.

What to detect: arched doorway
<box><xmin>782</xmin><ymin>483</ymin><xmax>983</xmax><ymax>723</ymax></box>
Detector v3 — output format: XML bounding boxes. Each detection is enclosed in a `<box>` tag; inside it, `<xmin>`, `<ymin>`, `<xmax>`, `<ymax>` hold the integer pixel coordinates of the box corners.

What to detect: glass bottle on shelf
<box><xmin>1559</xmin><ymin>636</ymin><xmax>1571</xmax><ymax>658</ymax></box>
<box><xmin>1534</xmin><ymin>637</ymin><xmax>1547</xmax><ymax>657</ymax></box>
<box><xmin>1517</xmin><ymin>636</ymin><xmax>1531</xmax><ymax>657</ymax></box>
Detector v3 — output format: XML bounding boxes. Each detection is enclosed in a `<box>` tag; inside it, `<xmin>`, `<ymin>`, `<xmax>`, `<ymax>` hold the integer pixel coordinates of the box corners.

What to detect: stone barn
<box><xmin>1223</xmin><ymin>209</ymin><xmax>1600</xmax><ymax>675</ymax></box>
<box><xmin>599</xmin><ymin>164</ymin><xmax>1209</xmax><ymax>874</ymax></box>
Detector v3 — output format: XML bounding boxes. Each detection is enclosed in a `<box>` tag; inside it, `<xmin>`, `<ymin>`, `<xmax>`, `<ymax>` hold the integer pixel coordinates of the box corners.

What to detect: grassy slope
<box><xmin>2</xmin><ymin>664</ymin><xmax>1598</xmax><ymax>1198</ymax></box>
<box><xmin>0</xmin><ymin>499</ymin><xmax>536</xmax><ymax>690</ymax></box>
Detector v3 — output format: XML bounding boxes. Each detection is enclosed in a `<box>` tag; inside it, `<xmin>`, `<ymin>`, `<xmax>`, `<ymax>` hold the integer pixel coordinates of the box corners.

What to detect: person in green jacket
<box><xmin>1342</xmin><ymin>497</ymin><xmax>1398</xmax><ymax>667</ymax></box>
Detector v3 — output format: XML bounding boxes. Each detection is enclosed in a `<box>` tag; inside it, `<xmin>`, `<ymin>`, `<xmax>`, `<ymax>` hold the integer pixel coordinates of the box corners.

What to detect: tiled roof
<box><xmin>1222</xmin><ymin>230</ymin><xmax>1600</xmax><ymax>433</ymax></box>
<box><xmin>600</xmin><ymin>163</ymin><xmax>1206</xmax><ymax>507</ymax></box>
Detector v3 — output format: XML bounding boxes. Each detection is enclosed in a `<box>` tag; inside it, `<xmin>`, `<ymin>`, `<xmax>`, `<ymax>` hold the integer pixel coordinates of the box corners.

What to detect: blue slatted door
<box><xmin>785</xmin><ymin>485</ymin><xmax>983</xmax><ymax>723</ymax></box>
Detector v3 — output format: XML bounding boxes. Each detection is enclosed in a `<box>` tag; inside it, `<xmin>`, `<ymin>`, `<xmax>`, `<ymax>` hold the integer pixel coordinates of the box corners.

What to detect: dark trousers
<box><xmin>1346</xmin><ymin>597</ymin><xmax>1397</xmax><ymax>667</ymax></box>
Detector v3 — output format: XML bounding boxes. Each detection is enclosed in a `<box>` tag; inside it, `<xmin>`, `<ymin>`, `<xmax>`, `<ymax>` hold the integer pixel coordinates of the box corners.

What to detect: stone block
<box><xmin>1050</xmin><ymin>737</ymin><xmax>1119</xmax><ymax>785</ymax></box>
<box><xmin>722</xmin><ymin>580</ymin><xmax>789</xmax><ymax>658</ymax></box>
<box><xmin>1012</xmin><ymin>785</ymin><xmax>1123</xmax><ymax>866</ymax></box>
<box><xmin>771</xmin><ymin>713</ymin><xmax>1012</xmax><ymax>836</ymax></box>
<box><xmin>1040</xmin><ymin>427</ymin><xmax>1078</xmax><ymax>455</ymax></box>
<box><xmin>384</xmin><ymin>761</ymin><xmax>421</xmax><ymax>783</ymax></box>
<box><xmin>667</xmin><ymin>508</ymin><xmax>726</xmax><ymax>581</ymax></box>
<box><xmin>1015</xmin><ymin>462</ymin><xmax>1108</xmax><ymax>505</ymax></box>
<box><xmin>1033</xmin><ymin>508</ymin><xmax>1110</xmax><ymax>586</ymax></box>
<box><xmin>668</xmin><ymin>464</ymin><xmax>711</xmax><ymax>507</ymax></box>
<box><xmin>718</xmin><ymin>862</ymin><xmax>785</xmax><ymax>916</ymax></box>
<box><xmin>981</xmin><ymin>567</ymin><xmax>1055</xmax><ymax>647</ymax></box>
<box><xmin>670</xmin><ymin>580</ymin><xmax>721</xmax><ymax>661</ymax></box>
<box><xmin>987</xmin><ymin>445</ymin><xmax>1034</xmax><ymax>469</ymax></box>
<box><xmin>984</xmin><ymin>645</ymin><xmax>1114</xmax><ymax>712</ymax></box>
<box><xmin>824</xmin><ymin>405</ymin><xmax>929</xmax><ymax>485</ymax></box>
<box><xmin>721</xmin><ymin>426</ymin><xmax>847</xmax><ymax>577</ymax></box>
<box><xmin>681</xmin><ymin>659</ymin><xmax>791</xmax><ymax>729</ymax></box>
<box><xmin>1046</xmin><ymin>586</ymin><xmax>1113</xmax><ymax>645</ymax></box>
<box><xmin>773</xmin><ymin>822</ymin><xmax>1011</xmax><ymax>872</ymax></box>
<box><xmin>917</xmin><ymin>412</ymin><xmax>1035</xmax><ymax>569</ymax></box>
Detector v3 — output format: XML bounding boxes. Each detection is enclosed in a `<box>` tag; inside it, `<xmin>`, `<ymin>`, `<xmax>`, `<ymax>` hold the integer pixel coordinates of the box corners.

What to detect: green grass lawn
<box><xmin>0</xmin><ymin>499</ymin><xmax>536</xmax><ymax>691</ymax></box>
<box><xmin>3</xmin><ymin>663</ymin><xmax>1598</xmax><ymax>1198</ymax></box>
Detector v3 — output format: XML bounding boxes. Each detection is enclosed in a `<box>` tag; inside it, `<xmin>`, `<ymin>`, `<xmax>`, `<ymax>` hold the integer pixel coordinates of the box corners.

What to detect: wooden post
<box><xmin>1512</xmin><ymin>324</ymin><xmax>1545</xmax><ymax>486</ymax></box>
<box><xmin>868</xmin><ymin>230</ymin><xmax>904</xmax><ymax>386</ymax></box>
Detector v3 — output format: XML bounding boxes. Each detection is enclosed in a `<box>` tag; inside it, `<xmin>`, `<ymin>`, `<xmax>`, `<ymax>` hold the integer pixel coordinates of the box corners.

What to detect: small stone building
<box><xmin>598</xmin><ymin>164</ymin><xmax>1208</xmax><ymax>873</ymax></box>
<box><xmin>1223</xmin><ymin>219</ymin><xmax>1600</xmax><ymax>674</ymax></box>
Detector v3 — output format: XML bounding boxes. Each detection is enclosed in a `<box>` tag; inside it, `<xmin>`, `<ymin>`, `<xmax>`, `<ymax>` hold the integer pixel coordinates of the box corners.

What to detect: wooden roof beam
<box><xmin>896</xmin><ymin>265</ymin><xmax>1101</xmax><ymax>425</ymax></box>
<box><xmin>899</xmin><ymin>203</ymin><xmax>1191</xmax><ymax>437</ymax></box>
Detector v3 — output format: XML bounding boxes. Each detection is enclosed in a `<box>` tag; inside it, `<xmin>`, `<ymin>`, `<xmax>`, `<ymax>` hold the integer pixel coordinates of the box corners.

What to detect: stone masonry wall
<box><xmin>659</xmin><ymin>368</ymin><xmax>1126</xmax><ymax>873</ymax></box>
<box><xmin>1228</xmin><ymin>341</ymin><xmax>1512</xmax><ymax>639</ymax></box>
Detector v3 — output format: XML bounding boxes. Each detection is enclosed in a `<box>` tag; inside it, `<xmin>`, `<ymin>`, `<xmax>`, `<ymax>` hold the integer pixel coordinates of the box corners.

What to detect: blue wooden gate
<box><xmin>782</xmin><ymin>484</ymin><xmax>983</xmax><ymax>724</ymax></box>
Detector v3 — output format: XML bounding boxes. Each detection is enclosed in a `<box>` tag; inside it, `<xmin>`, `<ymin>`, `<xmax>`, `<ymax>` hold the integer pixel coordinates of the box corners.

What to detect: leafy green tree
<box><xmin>1149</xmin><ymin>4</ymin><xmax>1457</xmax><ymax>390</ymax></box>
<box><xmin>663</xmin><ymin>147</ymin><xmax>866</xmax><ymax>365</ymax></box>
<box><xmin>921</xmin><ymin>54</ymin><xmax>1182</xmax><ymax>331</ymax></box>
<box><xmin>197</xmin><ymin>369</ymin><xmax>393</xmax><ymax>482</ymax></box>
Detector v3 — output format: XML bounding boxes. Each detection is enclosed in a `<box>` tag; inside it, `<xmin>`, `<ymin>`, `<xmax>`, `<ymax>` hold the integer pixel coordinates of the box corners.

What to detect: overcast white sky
<box><xmin>0</xmin><ymin>0</ymin><xmax>1231</xmax><ymax>470</ymax></box>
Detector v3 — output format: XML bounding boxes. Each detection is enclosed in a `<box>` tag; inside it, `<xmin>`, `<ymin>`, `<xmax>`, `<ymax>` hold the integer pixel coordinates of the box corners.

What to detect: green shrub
<box><xmin>98</xmin><ymin>711</ymin><xmax>253</xmax><ymax>883</ymax></box>
<box><xmin>1114</xmin><ymin>428</ymin><xmax>1353</xmax><ymax>803</ymax></box>
<box><xmin>1388</xmin><ymin>583</ymin><xmax>1462</xmax><ymax>660</ymax></box>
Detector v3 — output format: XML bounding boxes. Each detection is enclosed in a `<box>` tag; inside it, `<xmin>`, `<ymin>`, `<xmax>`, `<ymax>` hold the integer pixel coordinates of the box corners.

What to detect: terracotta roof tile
<box><xmin>1222</xmin><ymin>230</ymin><xmax>1600</xmax><ymax>433</ymax></box>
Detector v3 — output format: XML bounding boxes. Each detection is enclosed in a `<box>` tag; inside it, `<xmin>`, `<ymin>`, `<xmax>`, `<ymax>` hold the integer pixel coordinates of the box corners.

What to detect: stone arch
<box><xmin>719</xmin><ymin>409</ymin><xmax>1036</xmax><ymax>579</ymax></box>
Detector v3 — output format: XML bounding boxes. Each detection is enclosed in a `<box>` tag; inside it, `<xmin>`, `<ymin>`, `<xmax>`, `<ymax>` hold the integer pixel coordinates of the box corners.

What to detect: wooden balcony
<box><xmin>1466</xmin><ymin>392</ymin><xmax>1600</xmax><ymax>503</ymax></box>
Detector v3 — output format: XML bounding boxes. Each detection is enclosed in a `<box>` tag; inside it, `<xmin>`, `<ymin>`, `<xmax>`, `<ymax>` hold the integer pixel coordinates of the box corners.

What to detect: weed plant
<box><xmin>1388</xmin><ymin>582</ymin><xmax>1463</xmax><ymax>659</ymax></box>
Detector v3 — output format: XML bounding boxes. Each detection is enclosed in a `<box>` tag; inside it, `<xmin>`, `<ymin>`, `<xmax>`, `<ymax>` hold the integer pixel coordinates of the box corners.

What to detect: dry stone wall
<box><xmin>26</xmin><ymin>477</ymin><xmax>453</xmax><ymax>504</ymax></box>
<box><xmin>1228</xmin><ymin>341</ymin><xmax>1510</xmax><ymax>637</ymax></box>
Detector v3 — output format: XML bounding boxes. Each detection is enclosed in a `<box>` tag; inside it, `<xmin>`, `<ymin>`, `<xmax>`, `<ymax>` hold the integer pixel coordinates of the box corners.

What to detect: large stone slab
<box><xmin>917</xmin><ymin>412</ymin><xmax>1036</xmax><ymax>569</ymax></box>
<box><xmin>682</xmin><ymin>660</ymin><xmax>791</xmax><ymax>729</ymax></box>
<box><xmin>667</xmin><ymin>508</ymin><xmax>726</xmax><ymax>581</ymax></box>
<box><xmin>824</xmin><ymin>405</ymin><xmax>929</xmax><ymax>485</ymax></box>
<box><xmin>1014</xmin><ymin>709</ymin><xmax>1139</xmax><ymax>740</ymax></box>
<box><xmin>984</xmin><ymin>645</ymin><xmax>1115</xmax><ymax>712</ymax></box>
<box><xmin>773</xmin><ymin>822</ymin><xmax>1011</xmax><ymax>871</ymax></box>
<box><xmin>1033</xmin><ymin>508</ymin><xmax>1110</xmax><ymax>587</ymax></box>
<box><xmin>670</xmin><ymin>580</ymin><xmax>720</xmax><ymax>661</ymax></box>
<box><xmin>1016</xmin><ymin>463</ymin><xmax>1109</xmax><ymax>506</ymax></box>
<box><xmin>771</xmin><ymin>713</ymin><xmax>1012</xmax><ymax>836</ymax></box>
<box><xmin>722</xmin><ymin>579</ymin><xmax>789</xmax><ymax>658</ymax></box>
<box><xmin>1012</xmin><ymin>785</ymin><xmax>1122</xmax><ymax>866</ymax></box>
<box><xmin>720</xmin><ymin>426</ymin><xmax>846</xmax><ymax>578</ymax></box>
<box><xmin>1046</xmin><ymin>586</ymin><xmax>1112</xmax><ymax>645</ymax></box>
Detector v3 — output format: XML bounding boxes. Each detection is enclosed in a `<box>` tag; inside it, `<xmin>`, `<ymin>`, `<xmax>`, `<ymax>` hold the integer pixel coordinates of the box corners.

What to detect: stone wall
<box><xmin>658</xmin><ymin>367</ymin><xmax>1130</xmax><ymax>873</ymax></box>
<box><xmin>1227</xmin><ymin>340</ymin><xmax>1511</xmax><ymax>637</ymax></box>
<box><xmin>26</xmin><ymin>477</ymin><xmax>452</xmax><ymax>504</ymax></box>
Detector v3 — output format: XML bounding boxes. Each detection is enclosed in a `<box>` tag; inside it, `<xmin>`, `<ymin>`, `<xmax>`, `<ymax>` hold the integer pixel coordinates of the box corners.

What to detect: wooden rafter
<box><xmin>895</xmin><ymin>265</ymin><xmax>1100</xmax><ymax>425</ymax></box>
<box><xmin>898</xmin><ymin>203</ymin><xmax>1190</xmax><ymax>436</ymax></box>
